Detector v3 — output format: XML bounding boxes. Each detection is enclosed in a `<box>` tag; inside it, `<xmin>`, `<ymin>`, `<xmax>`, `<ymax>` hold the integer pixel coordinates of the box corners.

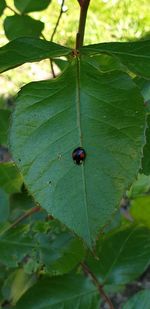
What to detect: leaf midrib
<box><xmin>76</xmin><ymin>58</ymin><xmax>91</xmax><ymax>246</ymax></box>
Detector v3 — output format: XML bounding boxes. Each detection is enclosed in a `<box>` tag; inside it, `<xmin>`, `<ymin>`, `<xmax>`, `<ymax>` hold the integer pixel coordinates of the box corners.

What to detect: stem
<box><xmin>6</xmin><ymin>5</ymin><xmax>19</xmax><ymax>15</ymax></box>
<box><xmin>81</xmin><ymin>263</ymin><xmax>115</xmax><ymax>309</ymax></box>
<box><xmin>0</xmin><ymin>205</ymin><xmax>41</xmax><ymax>236</ymax></box>
<box><xmin>50</xmin><ymin>0</ymin><xmax>65</xmax><ymax>41</ymax></box>
<box><xmin>76</xmin><ymin>0</ymin><xmax>91</xmax><ymax>49</ymax></box>
<box><xmin>50</xmin><ymin>0</ymin><xmax>65</xmax><ymax>77</ymax></box>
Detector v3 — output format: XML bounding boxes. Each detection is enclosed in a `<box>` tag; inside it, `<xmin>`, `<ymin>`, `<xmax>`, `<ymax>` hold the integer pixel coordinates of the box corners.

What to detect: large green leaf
<box><xmin>14</xmin><ymin>0</ymin><xmax>51</xmax><ymax>13</ymax></box>
<box><xmin>10</xmin><ymin>58</ymin><xmax>145</xmax><ymax>246</ymax></box>
<box><xmin>0</xmin><ymin>0</ymin><xmax>6</xmax><ymax>16</ymax></box>
<box><xmin>86</xmin><ymin>226</ymin><xmax>150</xmax><ymax>285</ymax></box>
<box><xmin>0</xmin><ymin>38</ymin><xmax>71</xmax><ymax>73</ymax></box>
<box><xmin>0</xmin><ymin>162</ymin><xmax>23</xmax><ymax>194</ymax></box>
<box><xmin>81</xmin><ymin>40</ymin><xmax>150</xmax><ymax>78</ymax></box>
<box><xmin>4</xmin><ymin>15</ymin><xmax>44</xmax><ymax>40</ymax></box>
<box><xmin>123</xmin><ymin>289</ymin><xmax>150</xmax><ymax>309</ymax></box>
<box><xmin>14</xmin><ymin>275</ymin><xmax>100</xmax><ymax>309</ymax></box>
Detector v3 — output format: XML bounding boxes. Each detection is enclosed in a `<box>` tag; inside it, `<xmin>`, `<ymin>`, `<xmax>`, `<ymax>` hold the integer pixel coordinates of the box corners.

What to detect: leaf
<box><xmin>0</xmin><ymin>225</ymin><xmax>35</xmax><ymax>268</ymax></box>
<box><xmin>0</xmin><ymin>162</ymin><xmax>23</xmax><ymax>194</ymax></box>
<box><xmin>127</xmin><ymin>174</ymin><xmax>150</xmax><ymax>198</ymax></box>
<box><xmin>0</xmin><ymin>189</ymin><xmax>9</xmax><ymax>223</ymax></box>
<box><xmin>123</xmin><ymin>289</ymin><xmax>150</xmax><ymax>309</ymax></box>
<box><xmin>0</xmin><ymin>109</ymin><xmax>11</xmax><ymax>145</ymax></box>
<box><xmin>10</xmin><ymin>58</ymin><xmax>145</xmax><ymax>246</ymax></box>
<box><xmin>4</xmin><ymin>15</ymin><xmax>44</xmax><ymax>40</ymax></box>
<box><xmin>14</xmin><ymin>0</ymin><xmax>51</xmax><ymax>13</ymax></box>
<box><xmin>2</xmin><ymin>269</ymin><xmax>36</xmax><ymax>305</ymax></box>
<box><xmin>81</xmin><ymin>40</ymin><xmax>150</xmax><ymax>78</ymax></box>
<box><xmin>142</xmin><ymin>115</ymin><xmax>150</xmax><ymax>174</ymax></box>
<box><xmin>0</xmin><ymin>0</ymin><xmax>6</xmax><ymax>16</ymax></box>
<box><xmin>38</xmin><ymin>232</ymin><xmax>85</xmax><ymax>276</ymax></box>
<box><xmin>0</xmin><ymin>38</ymin><xmax>71</xmax><ymax>73</ymax></box>
<box><xmin>14</xmin><ymin>275</ymin><xmax>100</xmax><ymax>309</ymax></box>
<box><xmin>86</xmin><ymin>226</ymin><xmax>150</xmax><ymax>285</ymax></box>
<box><xmin>130</xmin><ymin>196</ymin><xmax>150</xmax><ymax>228</ymax></box>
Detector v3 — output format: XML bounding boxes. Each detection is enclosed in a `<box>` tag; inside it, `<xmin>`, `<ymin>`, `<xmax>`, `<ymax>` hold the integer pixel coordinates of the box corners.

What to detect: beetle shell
<box><xmin>72</xmin><ymin>147</ymin><xmax>86</xmax><ymax>165</ymax></box>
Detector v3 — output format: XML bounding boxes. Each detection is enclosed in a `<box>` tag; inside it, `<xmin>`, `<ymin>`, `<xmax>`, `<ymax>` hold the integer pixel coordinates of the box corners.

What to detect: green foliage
<box><xmin>14</xmin><ymin>0</ymin><xmax>51</xmax><ymax>14</ymax></box>
<box><xmin>123</xmin><ymin>289</ymin><xmax>150</xmax><ymax>309</ymax></box>
<box><xmin>9</xmin><ymin>52</ymin><xmax>146</xmax><ymax>245</ymax></box>
<box><xmin>0</xmin><ymin>163</ymin><xmax>23</xmax><ymax>194</ymax></box>
<box><xmin>0</xmin><ymin>109</ymin><xmax>10</xmax><ymax>145</ymax></box>
<box><xmin>0</xmin><ymin>38</ymin><xmax>70</xmax><ymax>73</ymax></box>
<box><xmin>14</xmin><ymin>275</ymin><xmax>100</xmax><ymax>309</ymax></box>
<box><xmin>0</xmin><ymin>0</ymin><xmax>150</xmax><ymax>307</ymax></box>
<box><xmin>0</xmin><ymin>0</ymin><xmax>6</xmax><ymax>17</ymax></box>
<box><xmin>4</xmin><ymin>15</ymin><xmax>44</xmax><ymax>40</ymax></box>
<box><xmin>86</xmin><ymin>226</ymin><xmax>150</xmax><ymax>285</ymax></box>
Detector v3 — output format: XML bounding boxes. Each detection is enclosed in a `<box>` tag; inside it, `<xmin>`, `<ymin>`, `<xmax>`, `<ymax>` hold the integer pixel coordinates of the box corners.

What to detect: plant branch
<box><xmin>50</xmin><ymin>0</ymin><xmax>65</xmax><ymax>77</ymax></box>
<box><xmin>0</xmin><ymin>205</ymin><xmax>41</xmax><ymax>236</ymax></box>
<box><xmin>6</xmin><ymin>4</ymin><xmax>19</xmax><ymax>15</ymax></box>
<box><xmin>81</xmin><ymin>262</ymin><xmax>115</xmax><ymax>309</ymax></box>
<box><xmin>50</xmin><ymin>0</ymin><xmax>65</xmax><ymax>42</ymax></box>
<box><xmin>76</xmin><ymin>0</ymin><xmax>91</xmax><ymax>49</ymax></box>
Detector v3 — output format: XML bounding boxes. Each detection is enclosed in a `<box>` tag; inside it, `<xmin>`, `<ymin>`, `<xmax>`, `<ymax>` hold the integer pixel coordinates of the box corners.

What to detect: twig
<box><xmin>0</xmin><ymin>205</ymin><xmax>41</xmax><ymax>236</ymax></box>
<box><xmin>76</xmin><ymin>0</ymin><xmax>91</xmax><ymax>49</ymax></box>
<box><xmin>50</xmin><ymin>0</ymin><xmax>65</xmax><ymax>42</ymax></box>
<box><xmin>81</xmin><ymin>262</ymin><xmax>115</xmax><ymax>309</ymax></box>
<box><xmin>6</xmin><ymin>5</ymin><xmax>19</xmax><ymax>15</ymax></box>
<box><xmin>50</xmin><ymin>0</ymin><xmax>65</xmax><ymax>78</ymax></box>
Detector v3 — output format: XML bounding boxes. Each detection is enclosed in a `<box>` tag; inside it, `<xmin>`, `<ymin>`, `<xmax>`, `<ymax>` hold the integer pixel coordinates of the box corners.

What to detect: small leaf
<box><xmin>0</xmin><ymin>162</ymin><xmax>23</xmax><ymax>194</ymax></box>
<box><xmin>38</xmin><ymin>232</ymin><xmax>85</xmax><ymax>275</ymax></box>
<box><xmin>0</xmin><ymin>0</ymin><xmax>6</xmax><ymax>16</ymax></box>
<box><xmin>0</xmin><ymin>189</ymin><xmax>9</xmax><ymax>223</ymax></box>
<box><xmin>0</xmin><ymin>225</ymin><xmax>35</xmax><ymax>268</ymax></box>
<box><xmin>0</xmin><ymin>38</ymin><xmax>71</xmax><ymax>73</ymax></box>
<box><xmin>130</xmin><ymin>196</ymin><xmax>150</xmax><ymax>228</ymax></box>
<box><xmin>14</xmin><ymin>0</ymin><xmax>51</xmax><ymax>13</ymax></box>
<box><xmin>4</xmin><ymin>15</ymin><xmax>44</xmax><ymax>40</ymax></box>
<box><xmin>123</xmin><ymin>289</ymin><xmax>150</xmax><ymax>309</ymax></box>
<box><xmin>10</xmin><ymin>58</ymin><xmax>145</xmax><ymax>245</ymax></box>
<box><xmin>81</xmin><ymin>40</ymin><xmax>150</xmax><ymax>78</ymax></box>
<box><xmin>86</xmin><ymin>226</ymin><xmax>150</xmax><ymax>285</ymax></box>
<box><xmin>14</xmin><ymin>275</ymin><xmax>100</xmax><ymax>309</ymax></box>
<box><xmin>127</xmin><ymin>174</ymin><xmax>150</xmax><ymax>198</ymax></box>
<box><xmin>2</xmin><ymin>269</ymin><xmax>36</xmax><ymax>305</ymax></box>
<box><xmin>0</xmin><ymin>109</ymin><xmax>11</xmax><ymax>145</ymax></box>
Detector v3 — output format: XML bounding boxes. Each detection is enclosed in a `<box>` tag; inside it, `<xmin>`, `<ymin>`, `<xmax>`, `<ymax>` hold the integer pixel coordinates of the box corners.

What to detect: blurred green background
<box><xmin>0</xmin><ymin>0</ymin><xmax>149</xmax><ymax>99</ymax></box>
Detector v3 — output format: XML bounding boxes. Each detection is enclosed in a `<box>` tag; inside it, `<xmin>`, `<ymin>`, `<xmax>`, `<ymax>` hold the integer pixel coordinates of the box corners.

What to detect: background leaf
<box><xmin>0</xmin><ymin>189</ymin><xmax>9</xmax><ymax>223</ymax></box>
<box><xmin>0</xmin><ymin>225</ymin><xmax>35</xmax><ymax>268</ymax></box>
<box><xmin>14</xmin><ymin>0</ymin><xmax>51</xmax><ymax>14</ymax></box>
<box><xmin>10</xmin><ymin>58</ymin><xmax>145</xmax><ymax>245</ymax></box>
<box><xmin>86</xmin><ymin>226</ymin><xmax>150</xmax><ymax>285</ymax></box>
<box><xmin>2</xmin><ymin>269</ymin><xmax>36</xmax><ymax>305</ymax></box>
<box><xmin>123</xmin><ymin>289</ymin><xmax>150</xmax><ymax>309</ymax></box>
<box><xmin>0</xmin><ymin>163</ymin><xmax>23</xmax><ymax>194</ymax></box>
<box><xmin>0</xmin><ymin>0</ymin><xmax>6</xmax><ymax>16</ymax></box>
<box><xmin>0</xmin><ymin>38</ymin><xmax>71</xmax><ymax>73</ymax></box>
<box><xmin>0</xmin><ymin>109</ymin><xmax>11</xmax><ymax>145</ymax></box>
<box><xmin>37</xmin><ymin>232</ymin><xmax>85</xmax><ymax>276</ymax></box>
<box><xmin>81</xmin><ymin>40</ymin><xmax>150</xmax><ymax>78</ymax></box>
<box><xmin>130</xmin><ymin>196</ymin><xmax>150</xmax><ymax>228</ymax></box>
<box><xmin>4</xmin><ymin>15</ymin><xmax>44</xmax><ymax>40</ymax></box>
<box><xmin>14</xmin><ymin>275</ymin><xmax>100</xmax><ymax>309</ymax></box>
